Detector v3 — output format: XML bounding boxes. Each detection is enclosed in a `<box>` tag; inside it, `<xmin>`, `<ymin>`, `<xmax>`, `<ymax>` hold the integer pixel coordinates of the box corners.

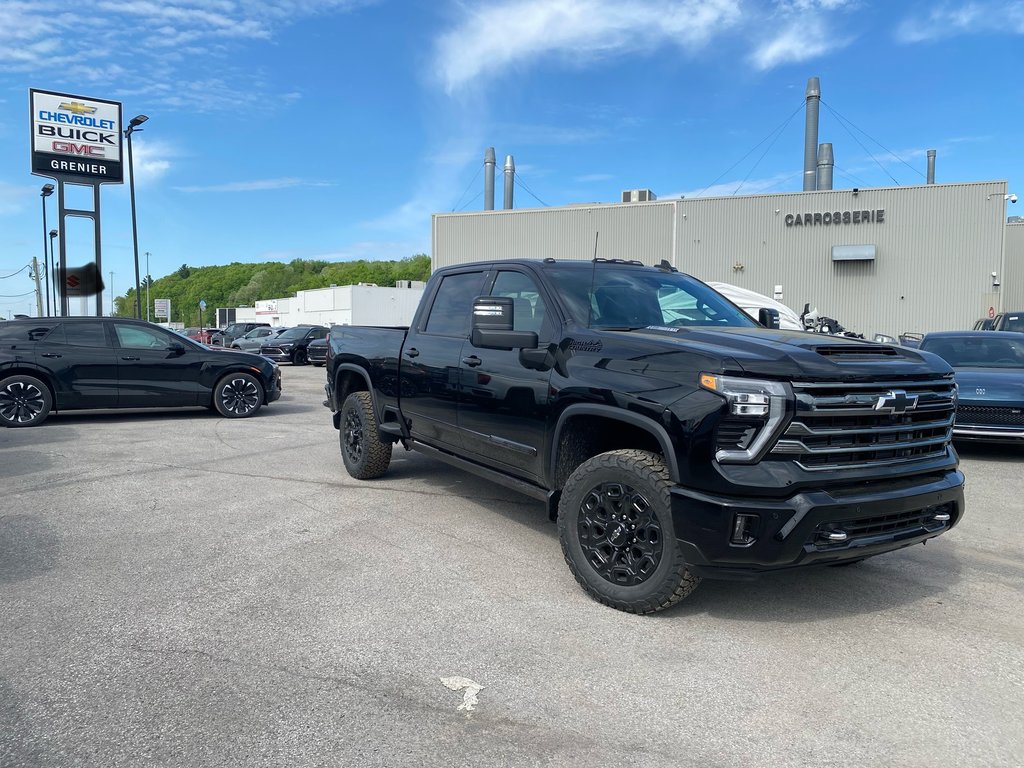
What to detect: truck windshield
<box><xmin>545</xmin><ymin>266</ymin><xmax>758</xmax><ymax>330</ymax></box>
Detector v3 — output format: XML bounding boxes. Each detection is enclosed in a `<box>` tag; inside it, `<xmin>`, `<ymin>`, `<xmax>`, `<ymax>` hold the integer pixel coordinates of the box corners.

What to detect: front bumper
<box><xmin>266</xmin><ymin>367</ymin><xmax>282</xmax><ymax>403</ymax></box>
<box><xmin>260</xmin><ymin>349</ymin><xmax>292</xmax><ymax>362</ymax></box>
<box><xmin>953</xmin><ymin>425</ymin><xmax>1024</xmax><ymax>441</ymax></box>
<box><xmin>671</xmin><ymin>470</ymin><xmax>965</xmax><ymax>579</ymax></box>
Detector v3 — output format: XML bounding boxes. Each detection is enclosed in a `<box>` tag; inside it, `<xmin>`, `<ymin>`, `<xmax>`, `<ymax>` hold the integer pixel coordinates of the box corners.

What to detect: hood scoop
<box><xmin>813</xmin><ymin>344</ymin><xmax>899</xmax><ymax>360</ymax></box>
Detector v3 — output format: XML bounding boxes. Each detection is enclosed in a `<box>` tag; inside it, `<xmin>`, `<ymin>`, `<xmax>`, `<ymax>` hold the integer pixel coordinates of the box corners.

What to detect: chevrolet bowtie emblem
<box><xmin>874</xmin><ymin>389</ymin><xmax>919</xmax><ymax>414</ymax></box>
<box><xmin>58</xmin><ymin>101</ymin><xmax>97</xmax><ymax>115</ymax></box>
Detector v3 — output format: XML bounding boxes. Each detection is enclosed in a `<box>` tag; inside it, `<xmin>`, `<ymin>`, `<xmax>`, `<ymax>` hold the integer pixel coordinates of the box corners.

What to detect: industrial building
<box><xmin>224</xmin><ymin>281</ymin><xmax>425</xmax><ymax>328</ymax></box>
<box><xmin>432</xmin><ymin>78</ymin><xmax>1022</xmax><ymax>339</ymax></box>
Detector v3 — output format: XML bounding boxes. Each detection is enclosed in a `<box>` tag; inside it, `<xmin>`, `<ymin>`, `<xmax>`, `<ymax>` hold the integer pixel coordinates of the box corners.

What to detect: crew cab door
<box><xmin>399</xmin><ymin>268</ymin><xmax>489</xmax><ymax>450</ymax></box>
<box><xmin>457</xmin><ymin>269</ymin><xmax>555</xmax><ymax>481</ymax></box>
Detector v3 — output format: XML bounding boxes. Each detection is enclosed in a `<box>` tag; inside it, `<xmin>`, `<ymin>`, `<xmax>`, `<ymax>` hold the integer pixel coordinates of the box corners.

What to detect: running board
<box><xmin>409</xmin><ymin>441</ymin><xmax>552</xmax><ymax>505</ymax></box>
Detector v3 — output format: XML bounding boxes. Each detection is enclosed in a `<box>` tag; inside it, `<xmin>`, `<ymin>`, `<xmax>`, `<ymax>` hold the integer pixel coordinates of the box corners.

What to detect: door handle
<box><xmin>404</xmin><ymin>347</ymin><xmax>420</xmax><ymax>358</ymax></box>
<box><xmin>121</xmin><ymin>356</ymin><xmax>140</xmax><ymax>361</ymax></box>
<box><xmin>41</xmin><ymin>353</ymin><xmax>62</xmax><ymax>358</ymax></box>
<box><xmin>462</xmin><ymin>355</ymin><xmax>482</xmax><ymax>367</ymax></box>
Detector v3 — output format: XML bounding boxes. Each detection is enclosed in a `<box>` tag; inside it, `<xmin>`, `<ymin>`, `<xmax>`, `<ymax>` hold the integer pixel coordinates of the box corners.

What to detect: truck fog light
<box><xmin>731</xmin><ymin>513</ymin><xmax>758</xmax><ymax>546</ymax></box>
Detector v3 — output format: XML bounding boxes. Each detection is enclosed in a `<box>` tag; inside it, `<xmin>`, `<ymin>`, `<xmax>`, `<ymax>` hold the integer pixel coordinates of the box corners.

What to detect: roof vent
<box><xmin>621</xmin><ymin>189</ymin><xmax>657</xmax><ymax>203</ymax></box>
<box><xmin>815</xmin><ymin>344</ymin><xmax>899</xmax><ymax>359</ymax></box>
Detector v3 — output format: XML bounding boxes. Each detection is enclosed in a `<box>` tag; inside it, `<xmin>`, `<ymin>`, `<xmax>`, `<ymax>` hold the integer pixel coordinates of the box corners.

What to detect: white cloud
<box><xmin>575</xmin><ymin>173</ymin><xmax>615</xmax><ymax>183</ymax></box>
<box><xmin>434</xmin><ymin>0</ymin><xmax>743</xmax><ymax>94</ymax></box>
<box><xmin>129</xmin><ymin>139</ymin><xmax>175</xmax><ymax>184</ymax></box>
<box><xmin>669</xmin><ymin>171</ymin><xmax>801</xmax><ymax>198</ymax></box>
<box><xmin>896</xmin><ymin>1</ymin><xmax>1024</xmax><ymax>43</ymax></box>
<box><xmin>750</xmin><ymin>18</ymin><xmax>838</xmax><ymax>69</ymax></box>
<box><xmin>174</xmin><ymin>178</ymin><xmax>308</xmax><ymax>193</ymax></box>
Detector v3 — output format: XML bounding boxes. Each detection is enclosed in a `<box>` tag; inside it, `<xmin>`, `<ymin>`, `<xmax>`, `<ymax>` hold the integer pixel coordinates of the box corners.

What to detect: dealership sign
<box><xmin>30</xmin><ymin>89</ymin><xmax>123</xmax><ymax>184</ymax></box>
<box><xmin>154</xmin><ymin>299</ymin><xmax>171</xmax><ymax>318</ymax></box>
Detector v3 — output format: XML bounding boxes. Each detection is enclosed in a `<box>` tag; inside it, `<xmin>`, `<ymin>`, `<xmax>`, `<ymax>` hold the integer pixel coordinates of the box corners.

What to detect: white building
<box><xmin>223</xmin><ymin>282</ymin><xmax>425</xmax><ymax>328</ymax></box>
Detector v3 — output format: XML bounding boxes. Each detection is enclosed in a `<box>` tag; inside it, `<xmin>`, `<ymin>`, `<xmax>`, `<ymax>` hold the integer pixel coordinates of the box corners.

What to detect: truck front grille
<box><xmin>770</xmin><ymin>376</ymin><xmax>956</xmax><ymax>471</ymax></box>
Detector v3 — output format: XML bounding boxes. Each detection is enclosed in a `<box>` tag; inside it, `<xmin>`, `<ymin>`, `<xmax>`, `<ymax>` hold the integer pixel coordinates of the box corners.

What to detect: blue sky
<box><xmin>1</xmin><ymin>0</ymin><xmax>1022</xmax><ymax>315</ymax></box>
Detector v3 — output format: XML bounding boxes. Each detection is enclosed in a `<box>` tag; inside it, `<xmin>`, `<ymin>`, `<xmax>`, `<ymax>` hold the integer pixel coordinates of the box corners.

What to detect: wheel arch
<box><xmin>549</xmin><ymin>404</ymin><xmax>680</xmax><ymax>514</ymax></box>
<box><xmin>0</xmin><ymin>366</ymin><xmax>58</xmax><ymax>409</ymax></box>
<box><xmin>332</xmin><ymin>363</ymin><xmax>376</xmax><ymax>428</ymax></box>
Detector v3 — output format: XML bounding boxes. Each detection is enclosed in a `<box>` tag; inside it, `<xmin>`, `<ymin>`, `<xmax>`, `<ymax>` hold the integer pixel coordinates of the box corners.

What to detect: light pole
<box><xmin>40</xmin><ymin>183</ymin><xmax>54</xmax><ymax>316</ymax></box>
<box><xmin>145</xmin><ymin>251</ymin><xmax>151</xmax><ymax>322</ymax></box>
<box><xmin>109</xmin><ymin>272</ymin><xmax>115</xmax><ymax>315</ymax></box>
<box><xmin>125</xmin><ymin>114</ymin><xmax>149</xmax><ymax>319</ymax></box>
<box><xmin>48</xmin><ymin>229</ymin><xmax>57</xmax><ymax>316</ymax></box>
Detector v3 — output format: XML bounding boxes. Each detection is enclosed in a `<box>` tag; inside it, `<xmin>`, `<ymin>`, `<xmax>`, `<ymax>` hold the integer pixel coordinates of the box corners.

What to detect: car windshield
<box><xmin>545</xmin><ymin>265</ymin><xmax>757</xmax><ymax>330</ymax></box>
<box><xmin>278</xmin><ymin>327</ymin><xmax>314</xmax><ymax>340</ymax></box>
<box><xmin>921</xmin><ymin>336</ymin><xmax>1024</xmax><ymax>367</ymax></box>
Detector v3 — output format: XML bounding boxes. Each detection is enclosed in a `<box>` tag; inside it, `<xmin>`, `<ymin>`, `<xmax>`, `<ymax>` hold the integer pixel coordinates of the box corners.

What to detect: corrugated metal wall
<box><xmin>433</xmin><ymin>181</ymin><xmax>1011</xmax><ymax>337</ymax></box>
<box><xmin>676</xmin><ymin>181</ymin><xmax>1007</xmax><ymax>337</ymax></box>
<box><xmin>432</xmin><ymin>203</ymin><xmax>675</xmax><ymax>269</ymax></box>
<box><xmin>1004</xmin><ymin>222</ymin><xmax>1024</xmax><ymax>311</ymax></box>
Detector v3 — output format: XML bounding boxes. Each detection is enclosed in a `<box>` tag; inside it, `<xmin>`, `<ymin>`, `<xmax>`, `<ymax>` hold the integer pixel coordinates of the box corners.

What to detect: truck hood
<box><xmin>616</xmin><ymin>326</ymin><xmax>950</xmax><ymax>381</ymax></box>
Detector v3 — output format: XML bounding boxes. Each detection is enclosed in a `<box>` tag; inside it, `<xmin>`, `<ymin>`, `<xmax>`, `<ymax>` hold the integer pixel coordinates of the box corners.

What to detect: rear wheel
<box><xmin>213</xmin><ymin>373</ymin><xmax>264</xmax><ymax>418</ymax></box>
<box><xmin>340</xmin><ymin>391</ymin><xmax>392</xmax><ymax>479</ymax></box>
<box><xmin>558</xmin><ymin>449</ymin><xmax>699</xmax><ymax>613</ymax></box>
<box><xmin>0</xmin><ymin>374</ymin><xmax>52</xmax><ymax>428</ymax></box>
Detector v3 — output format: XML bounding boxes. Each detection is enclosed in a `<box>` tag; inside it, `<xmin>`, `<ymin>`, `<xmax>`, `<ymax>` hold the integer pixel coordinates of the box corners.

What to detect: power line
<box><xmin>694</xmin><ymin>99</ymin><xmax>805</xmax><ymax>197</ymax></box>
<box><xmin>0</xmin><ymin>264</ymin><xmax>30</xmax><ymax>280</ymax></box>
<box><xmin>0</xmin><ymin>290</ymin><xmax>34</xmax><ymax>298</ymax></box>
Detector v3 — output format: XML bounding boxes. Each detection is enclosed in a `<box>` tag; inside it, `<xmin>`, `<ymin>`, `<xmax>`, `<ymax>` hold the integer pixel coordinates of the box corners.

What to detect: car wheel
<box><xmin>340</xmin><ymin>391</ymin><xmax>392</xmax><ymax>479</ymax></box>
<box><xmin>292</xmin><ymin>348</ymin><xmax>307</xmax><ymax>366</ymax></box>
<box><xmin>558</xmin><ymin>449</ymin><xmax>700</xmax><ymax>614</ymax></box>
<box><xmin>0</xmin><ymin>374</ymin><xmax>52</xmax><ymax>428</ymax></box>
<box><xmin>312</xmin><ymin>361</ymin><xmax>324</xmax><ymax>367</ymax></box>
<box><xmin>213</xmin><ymin>373</ymin><xmax>264</xmax><ymax>418</ymax></box>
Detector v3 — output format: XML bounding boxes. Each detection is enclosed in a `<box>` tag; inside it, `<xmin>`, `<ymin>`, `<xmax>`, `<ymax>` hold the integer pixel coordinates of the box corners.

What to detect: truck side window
<box><xmin>424</xmin><ymin>272</ymin><xmax>487</xmax><ymax>337</ymax></box>
<box><xmin>492</xmin><ymin>271</ymin><xmax>548</xmax><ymax>336</ymax></box>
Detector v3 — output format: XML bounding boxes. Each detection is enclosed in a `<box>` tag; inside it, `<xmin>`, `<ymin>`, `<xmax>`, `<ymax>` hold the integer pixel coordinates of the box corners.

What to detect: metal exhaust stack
<box><xmin>484</xmin><ymin>147</ymin><xmax>496</xmax><ymax>210</ymax></box>
<box><xmin>927</xmin><ymin>149</ymin><xmax>936</xmax><ymax>184</ymax></box>
<box><xmin>816</xmin><ymin>142</ymin><xmax>834</xmax><ymax>191</ymax></box>
<box><xmin>803</xmin><ymin>76</ymin><xmax>821</xmax><ymax>191</ymax></box>
<box><xmin>503</xmin><ymin>154</ymin><xmax>515</xmax><ymax>209</ymax></box>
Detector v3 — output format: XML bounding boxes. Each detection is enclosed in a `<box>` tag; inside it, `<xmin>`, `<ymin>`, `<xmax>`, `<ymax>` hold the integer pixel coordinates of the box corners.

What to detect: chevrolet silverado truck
<box><xmin>325</xmin><ymin>259</ymin><xmax>964</xmax><ymax>613</ymax></box>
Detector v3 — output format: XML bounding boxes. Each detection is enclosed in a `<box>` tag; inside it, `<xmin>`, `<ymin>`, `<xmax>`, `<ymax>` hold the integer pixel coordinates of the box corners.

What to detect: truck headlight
<box><xmin>700</xmin><ymin>374</ymin><xmax>789</xmax><ymax>463</ymax></box>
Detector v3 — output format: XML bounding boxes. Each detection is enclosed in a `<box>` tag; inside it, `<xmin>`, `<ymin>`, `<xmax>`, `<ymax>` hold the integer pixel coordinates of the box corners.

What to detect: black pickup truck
<box><xmin>325</xmin><ymin>259</ymin><xmax>964</xmax><ymax>613</ymax></box>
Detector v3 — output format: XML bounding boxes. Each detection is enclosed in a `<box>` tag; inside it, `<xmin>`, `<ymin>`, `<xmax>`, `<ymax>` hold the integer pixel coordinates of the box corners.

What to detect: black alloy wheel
<box><xmin>558</xmin><ymin>449</ymin><xmax>700</xmax><ymax>613</ymax></box>
<box><xmin>577</xmin><ymin>481</ymin><xmax>664</xmax><ymax>587</ymax></box>
<box><xmin>213</xmin><ymin>373</ymin><xmax>264</xmax><ymax>418</ymax></box>
<box><xmin>292</xmin><ymin>347</ymin><xmax>308</xmax><ymax>366</ymax></box>
<box><xmin>340</xmin><ymin>391</ymin><xmax>392</xmax><ymax>479</ymax></box>
<box><xmin>0</xmin><ymin>374</ymin><xmax>52</xmax><ymax>428</ymax></box>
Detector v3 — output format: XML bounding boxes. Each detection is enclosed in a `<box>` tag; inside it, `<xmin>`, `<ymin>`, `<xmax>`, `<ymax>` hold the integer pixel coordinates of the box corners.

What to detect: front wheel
<box><xmin>340</xmin><ymin>391</ymin><xmax>392</xmax><ymax>479</ymax></box>
<box><xmin>0</xmin><ymin>374</ymin><xmax>52</xmax><ymax>427</ymax></box>
<box><xmin>292</xmin><ymin>348</ymin><xmax>307</xmax><ymax>366</ymax></box>
<box><xmin>558</xmin><ymin>449</ymin><xmax>699</xmax><ymax>614</ymax></box>
<box><xmin>213</xmin><ymin>373</ymin><xmax>264</xmax><ymax>418</ymax></box>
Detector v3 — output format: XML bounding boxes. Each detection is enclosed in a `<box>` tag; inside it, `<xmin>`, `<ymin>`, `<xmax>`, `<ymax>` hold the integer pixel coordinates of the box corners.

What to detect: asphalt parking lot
<box><xmin>2</xmin><ymin>364</ymin><xmax>1022</xmax><ymax>767</ymax></box>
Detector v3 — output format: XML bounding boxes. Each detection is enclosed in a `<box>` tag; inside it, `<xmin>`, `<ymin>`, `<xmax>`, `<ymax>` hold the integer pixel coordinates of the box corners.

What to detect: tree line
<box><xmin>113</xmin><ymin>254</ymin><xmax>431</xmax><ymax>324</ymax></box>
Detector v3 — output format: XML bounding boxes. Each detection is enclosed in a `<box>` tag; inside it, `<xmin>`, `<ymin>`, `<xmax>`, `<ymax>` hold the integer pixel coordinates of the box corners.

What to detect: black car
<box><xmin>0</xmin><ymin>317</ymin><xmax>282</xmax><ymax>427</ymax></box>
<box><xmin>219</xmin><ymin>321</ymin><xmax>271</xmax><ymax>346</ymax></box>
<box><xmin>306</xmin><ymin>336</ymin><xmax>329</xmax><ymax>366</ymax></box>
<box><xmin>259</xmin><ymin>325</ymin><xmax>328</xmax><ymax>365</ymax></box>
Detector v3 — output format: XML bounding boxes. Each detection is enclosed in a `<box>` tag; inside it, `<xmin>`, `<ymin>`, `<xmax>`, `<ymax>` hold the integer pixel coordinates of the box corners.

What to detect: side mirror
<box><xmin>470</xmin><ymin>296</ymin><xmax>538</xmax><ymax>350</ymax></box>
<box><xmin>758</xmin><ymin>307</ymin><xmax>781</xmax><ymax>329</ymax></box>
<box><xmin>167</xmin><ymin>342</ymin><xmax>186</xmax><ymax>355</ymax></box>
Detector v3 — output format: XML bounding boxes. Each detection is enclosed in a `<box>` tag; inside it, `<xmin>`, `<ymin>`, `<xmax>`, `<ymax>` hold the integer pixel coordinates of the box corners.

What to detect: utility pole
<box><xmin>109</xmin><ymin>271</ymin><xmax>115</xmax><ymax>316</ymax></box>
<box><xmin>31</xmin><ymin>257</ymin><xmax>43</xmax><ymax>317</ymax></box>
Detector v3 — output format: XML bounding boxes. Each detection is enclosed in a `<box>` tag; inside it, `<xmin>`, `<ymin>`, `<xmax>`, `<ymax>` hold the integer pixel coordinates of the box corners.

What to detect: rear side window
<box><xmin>424</xmin><ymin>272</ymin><xmax>487</xmax><ymax>337</ymax></box>
<box><xmin>0</xmin><ymin>322</ymin><xmax>57</xmax><ymax>342</ymax></box>
<box><xmin>45</xmin><ymin>322</ymin><xmax>109</xmax><ymax>348</ymax></box>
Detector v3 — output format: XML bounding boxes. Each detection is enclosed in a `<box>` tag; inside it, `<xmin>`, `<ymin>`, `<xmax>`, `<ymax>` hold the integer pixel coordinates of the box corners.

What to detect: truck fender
<box><xmin>332</xmin><ymin>363</ymin><xmax>377</xmax><ymax>426</ymax></box>
<box><xmin>550</xmin><ymin>403</ymin><xmax>681</xmax><ymax>486</ymax></box>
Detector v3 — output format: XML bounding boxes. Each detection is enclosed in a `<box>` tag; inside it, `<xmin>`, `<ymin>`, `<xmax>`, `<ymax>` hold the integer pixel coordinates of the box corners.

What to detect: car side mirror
<box><xmin>758</xmin><ymin>307</ymin><xmax>781</xmax><ymax>329</ymax></box>
<box><xmin>167</xmin><ymin>342</ymin><xmax>186</xmax><ymax>355</ymax></box>
<box><xmin>471</xmin><ymin>296</ymin><xmax>538</xmax><ymax>350</ymax></box>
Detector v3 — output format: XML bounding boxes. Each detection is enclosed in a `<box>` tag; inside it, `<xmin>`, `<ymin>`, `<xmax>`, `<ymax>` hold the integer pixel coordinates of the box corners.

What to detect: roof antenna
<box><xmin>587</xmin><ymin>232</ymin><xmax>599</xmax><ymax>329</ymax></box>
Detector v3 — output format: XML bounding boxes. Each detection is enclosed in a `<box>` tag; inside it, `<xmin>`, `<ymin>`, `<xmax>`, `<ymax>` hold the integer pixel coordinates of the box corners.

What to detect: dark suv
<box><xmin>0</xmin><ymin>317</ymin><xmax>281</xmax><ymax>427</ymax></box>
<box><xmin>259</xmin><ymin>325</ymin><xmax>328</xmax><ymax>365</ymax></box>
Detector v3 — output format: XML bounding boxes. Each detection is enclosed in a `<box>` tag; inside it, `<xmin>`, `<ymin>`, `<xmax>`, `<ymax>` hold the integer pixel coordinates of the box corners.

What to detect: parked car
<box><xmin>220</xmin><ymin>321</ymin><xmax>271</xmax><ymax>346</ymax></box>
<box><xmin>0</xmin><ymin>317</ymin><xmax>282</xmax><ymax>427</ymax></box>
<box><xmin>920</xmin><ymin>330</ymin><xmax>1024</xmax><ymax>441</ymax></box>
<box><xmin>260</xmin><ymin>325</ymin><xmax>328</xmax><ymax>365</ymax></box>
<box><xmin>306</xmin><ymin>336</ymin><xmax>329</xmax><ymax>366</ymax></box>
<box><xmin>186</xmin><ymin>327</ymin><xmax>223</xmax><ymax>345</ymax></box>
<box><xmin>988</xmin><ymin>312</ymin><xmax>1024</xmax><ymax>332</ymax></box>
<box><xmin>232</xmin><ymin>326</ymin><xmax>288</xmax><ymax>353</ymax></box>
<box><xmin>973</xmin><ymin>318</ymin><xmax>996</xmax><ymax>331</ymax></box>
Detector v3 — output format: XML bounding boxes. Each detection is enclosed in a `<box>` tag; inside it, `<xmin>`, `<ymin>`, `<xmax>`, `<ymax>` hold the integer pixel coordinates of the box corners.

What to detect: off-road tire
<box><xmin>558</xmin><ymin>449</ymin><xmax>700</xmax><ymax>614</ymax></box>
<box><xmin>340</xmin><ymin>391</ymin><xmax>392</xmax><ymax>479</ymax></box>
<box><xmin>292</xmin><ymin>348</ymin><xmax>308</xmax><ymax>366</ymax></box>
<box><xmin>213</xmin><ymin>373</ymin><xmax>264</xmax><ymax>418</ymax></box>
<box><xmin>0</xmin><ymin>374</ymin><xmax>52</xmax><ymax>428</ymax></box>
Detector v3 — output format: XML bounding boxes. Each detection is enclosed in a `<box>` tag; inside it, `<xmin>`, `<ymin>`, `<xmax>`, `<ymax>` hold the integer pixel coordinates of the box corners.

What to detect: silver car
<box><xmin>231</xmin><ymin>327</ymin><xmax>288</xmax><ymax>353</ymax></box>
